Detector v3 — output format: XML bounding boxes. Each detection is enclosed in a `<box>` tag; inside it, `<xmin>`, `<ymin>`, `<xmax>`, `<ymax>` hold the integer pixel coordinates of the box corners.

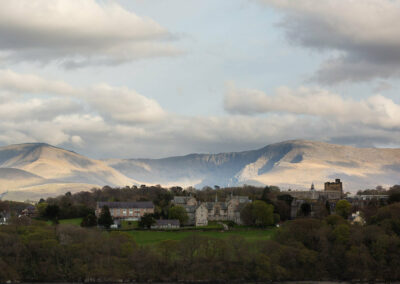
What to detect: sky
<box><xmin>1</xmin><ymin>0</ymin><xmax>400</xmax><ymax>159</ymax></box>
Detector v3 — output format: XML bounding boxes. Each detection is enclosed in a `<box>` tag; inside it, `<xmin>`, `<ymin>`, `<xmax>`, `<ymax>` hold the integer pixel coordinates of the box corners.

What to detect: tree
<box><xmin>138</xmin><ymin>213</ymin><xmax>156</xmax><ymax>229</ymax></box>
<box><xmin>335</xmin><ymin>200</ymin><xmax>352</xmax><ymax>219</ymax></box>
<box><xmin>98</xmin><ymin>206</ymin><xmax>113</xmax><ymax>229</ymax></box>
<box><xmin>168</xmin><ymin>205</ymin><xmax>188</xmax><ymax>225</ymax></box>
<box><xmin>36</xmin><ymin>202</ymin><xmax>48</xmax><ymax>218</ymax></box>
<box><xmin>81</xmin><ymin>213</ymin><xmax>97</xmax><ymax>227</ymax></box>
<box><xmin>241</xmin><ymin>201</ymin><xmax>274</xmax><ymax>227</ymax></box>
<box><xmin>252</xmin><ymin>200</ymin><xmax>274</xmax><ymax>227</ymax></box>
<box><xmin>388</xmin><ymin>185</ymin><xmax>400</xmax><ymax>204</ymax></box>
<box><xmin>44</xmin><ymin>204</ymin><xmax>60</xmax><ymax>221</ymax></box>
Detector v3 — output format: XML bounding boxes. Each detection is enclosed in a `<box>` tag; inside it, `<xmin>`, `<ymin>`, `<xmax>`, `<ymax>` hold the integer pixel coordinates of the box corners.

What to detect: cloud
<box><xmin>1</xmin><ymin>69</ymin><xmax>400</xmax><ymax>158</ymax></box>
<box><xmin>0</xmin><ymin>0</ymin><xmax>180</xmax><ymax>67</ymax></box>
<box><xmin>257</xmin><ymin>0</ymin><xmax>400</xmax><ymax>83</ymax></box>
<box><xmin>0</xmin><ymin>70</ymin><xmax>75</xmax><ymax>95</ymax></box>
<box><xmin>225</xmin><ymin>83</ymin><xmax>400</xmax><ymax>129</ymax></box>
<box><xmin>86</xmin><ymin>85</ymin><xmax>167</xmax><ymax>124</ymax></box>
<box><xmin>0</xmin><ymin>69</ymin><xmax>166</xmax><ymax>124</ymax></box>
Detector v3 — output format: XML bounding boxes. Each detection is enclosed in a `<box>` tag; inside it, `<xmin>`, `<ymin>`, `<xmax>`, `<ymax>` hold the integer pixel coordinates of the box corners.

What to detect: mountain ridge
<box><xmin>0</xmin><ymin>140</ymin><xmax>399</xmax><ymax>201</ymax></box>
<box><xmin>106</xmin><ymin>139</ymin><xmax>400</xmax><ymax>190</ymax></box>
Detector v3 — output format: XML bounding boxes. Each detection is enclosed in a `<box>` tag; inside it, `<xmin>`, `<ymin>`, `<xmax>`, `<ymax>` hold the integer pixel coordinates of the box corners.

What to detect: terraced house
<box><xmin>96</xmin><ymin>201</ymin><xmax>154</xmax><ymax>221</ymax></box>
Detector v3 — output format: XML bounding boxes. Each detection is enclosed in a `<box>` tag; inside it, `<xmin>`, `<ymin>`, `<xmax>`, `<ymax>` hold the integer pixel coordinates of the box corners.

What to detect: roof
<box><xmin>154</xmin><ymin>219</ymin><xmax>180</xmax><ymax>226</ymax></box>
<box><xmin>229</xmin><ymin>196</ymin><xmax>250</xmax><ymax>203</ymax></box>
<box><xmin>173</xmin><ymin>196</ymin><xmax>193</xmax><ymax>204</ymax></box>
<box><xmin>183</xmin><ymin>205</ymin><xmax>197</xmax><ymax>213</ymax></box>
<box><xmin>205</xmin><ymin>202</ymin><xmax>227</xmax><ymax>210</ymax></box>
<box><xmin>97</xmin><ymin>201</ymin><xmax>154</xmax><ymax>209</ymax></box>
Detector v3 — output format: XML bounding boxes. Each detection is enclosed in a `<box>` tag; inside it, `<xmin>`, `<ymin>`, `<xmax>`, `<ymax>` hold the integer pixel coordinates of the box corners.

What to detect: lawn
<box><xmin>46</xmin><ymin>218</ymin><xmax>83</xmax><ymax>226</ymax></box>
<box><xmin>127</xmin><ymin>228</ymin><xmax>276</xmax><ymax>245</ymax></box>
<box><xmin>121</xmin><ymin>220</ymin><xmax>139</xmax><ymax>229</ymax></box>
<box><xmin>59</xmin><ymin>218</ymin><xmax>83</xmax><ymax>225</ymax></box>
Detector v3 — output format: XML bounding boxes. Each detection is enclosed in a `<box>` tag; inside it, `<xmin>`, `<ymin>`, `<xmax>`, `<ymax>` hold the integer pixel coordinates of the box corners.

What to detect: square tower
<box><xmin>324</xmin><ymin>179</ymin><xmax>343</xmax><ymax>192</ymax></box>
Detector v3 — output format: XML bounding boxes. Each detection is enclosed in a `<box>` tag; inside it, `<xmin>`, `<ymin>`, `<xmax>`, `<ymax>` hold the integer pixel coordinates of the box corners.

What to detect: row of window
<box><xmin>111</xmin><ymin>208</ymin><xmax>144</xmax><ymax>216</ymax></box>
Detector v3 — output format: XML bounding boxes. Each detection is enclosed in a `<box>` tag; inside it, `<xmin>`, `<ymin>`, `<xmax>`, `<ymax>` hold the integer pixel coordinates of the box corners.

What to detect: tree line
<box><xmin>38</xmin><ymin>184</ymin><xmax>293</xmax><ymax>224</ymax></box>
<box><xmin>1</xmin><ymin>201</ymin><xmax>400</xmax><ymax>282</ymax></box>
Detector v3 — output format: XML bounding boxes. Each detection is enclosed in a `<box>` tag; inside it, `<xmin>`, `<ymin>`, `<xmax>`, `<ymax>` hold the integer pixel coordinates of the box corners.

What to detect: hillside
<box><xmin>0</xmin><ymin>143</ymin><xmax>139</xmax><ymax>201</ymax></box>
<box><xmin>1</xmin><ymin>140</ymin><xmax>400</xmax><ymax>201</ymax></box>
<box><xmin>106</xmin><ymin>140</ymin><xmax>400</xmax><ymax>191</ymax></box>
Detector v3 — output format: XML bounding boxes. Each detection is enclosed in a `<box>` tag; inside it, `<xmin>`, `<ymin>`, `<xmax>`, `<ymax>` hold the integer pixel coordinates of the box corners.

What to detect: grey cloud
<box><xmin>224</xmin><ymin>83</ymin><xmax>400</xmax><ymax>130</ymax></box>
<box><xmin>1</xmin><ymin>70</ymin><xmax>400</xmax><ymax>159</ymax></box>
<box><xmin>0</xmin><ymin>70</ymin><xmax>166</xmax><ymax>125</ymax></box>
<box><xmin>0</xmin><ymin>0</ymin><xmax>180</xmax><ymax>67</ymax></box>
<box><xmin>258</xmin><ymin>0</ymin><xmax>400</xmax><ymax>83</ymax></box>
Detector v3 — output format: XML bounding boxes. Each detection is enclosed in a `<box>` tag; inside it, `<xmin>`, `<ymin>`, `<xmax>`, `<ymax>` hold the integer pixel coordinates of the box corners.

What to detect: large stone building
<box><xmin>96</xmin><ymin>201</ymin><xmax>154</xmax><ymax>221</ymax></box>
<box><xmin>284</xmin><ymin>179</ymin><xmax>344</xmax><ymax>218</ymax></box>
<box><xmin>285</xmin><ymin>179</ymin><xmax>344</xmax><ymax>201</ymax></box>
<box><xmin>172</xmin><ymin>194</ymin><xmax>251</xmax><ymax>226</ymax></box>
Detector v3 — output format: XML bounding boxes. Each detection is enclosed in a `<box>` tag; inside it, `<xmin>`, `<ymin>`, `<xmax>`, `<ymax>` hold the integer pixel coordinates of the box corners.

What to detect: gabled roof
<box><xmin>205</xmin><ymin>202</ymin><xmax>228</xmax><ymax>210</ymax></box>
<box><xmin>97</xmin><ymin>201</ymin><xmax>154</xmax><ymax>209</ymax></box>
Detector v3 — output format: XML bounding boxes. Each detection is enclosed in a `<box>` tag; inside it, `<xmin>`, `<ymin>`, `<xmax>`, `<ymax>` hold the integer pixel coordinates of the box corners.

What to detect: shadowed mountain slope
<box><xmin>1</xmin><ymin>140</ymin><xmax>400</xmax><ymax>201</ymax></box>
<box><xmin>106</xmin><ymin>140</ymin><xmax>400</xmax><ymax>191</ymax></box>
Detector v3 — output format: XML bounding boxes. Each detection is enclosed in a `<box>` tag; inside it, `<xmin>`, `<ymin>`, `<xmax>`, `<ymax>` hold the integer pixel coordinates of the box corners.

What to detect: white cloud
<box><xmin>87</xmin><ymin>85</ymin><xmax>167</xmax><ymax>124</ymax></box>
<box><xmin>225</xmin><ymin>83</ymin><xmax>400</xmax><ymax>129</ymax></box>
<box><xmin>1</xmin><ymin>69</ymin><xmax>400</xmax><ymax>158</ymax></box>
<box><xmin>0</xmin><ymin>69</ymin><xmax>166</xmax><ymax>124</ymax></box>
<box><xmin>0</xmin><ymin>70</ymin><xmax>75</xmax><ymax>95</ymax></box>
<box><xmin>0</xmin><ymin>0</ymin><xmax>180</xmax><ymax>67</ymax></box>
<box><xmin>257</xmin><ymin>0</ymin><xmax>400</xmax><ymax>83</ymax></box>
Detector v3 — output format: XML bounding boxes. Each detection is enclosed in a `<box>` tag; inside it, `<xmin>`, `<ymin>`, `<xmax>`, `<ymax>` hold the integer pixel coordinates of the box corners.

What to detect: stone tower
<box><xmin>324</xmin><ymin>179</ymin><xmax>343</xmax><ymax>193</ymax></box>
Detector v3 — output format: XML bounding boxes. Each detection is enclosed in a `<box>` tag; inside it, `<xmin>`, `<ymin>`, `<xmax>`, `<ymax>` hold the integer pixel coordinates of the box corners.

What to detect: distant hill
<box><xmin>106</xmin><ymin>140</ymin><xmax>400</xmax><ymax>191</ymax></box>
<box><xmin>1</xmin><ymin>140</ymin><xmax>400</xmax><ymax>201</ymax></box>
<box><xmin>0</xmin><ymin>143</ymin><xmax>139</xmax><ymax>201</ymax></box>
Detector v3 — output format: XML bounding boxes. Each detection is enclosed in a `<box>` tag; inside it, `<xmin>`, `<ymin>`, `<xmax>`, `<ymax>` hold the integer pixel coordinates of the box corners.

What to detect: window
<box><xmin>122</xmin><ymin>209</ymin><xmax>127</xmax><ymax>216</ymax></box>
<box><xmin>129</xmin><ymin>209</ymin><xmax>133</xmax><ymax>216</ymax></box>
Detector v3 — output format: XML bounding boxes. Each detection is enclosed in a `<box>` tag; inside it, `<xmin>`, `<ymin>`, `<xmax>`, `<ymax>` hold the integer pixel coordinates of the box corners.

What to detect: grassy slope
<box><xmin>127</xmin><ymin>229</ymin><xmax>276</xmax><ymax>245</ymax></box>
<box><xmin>46</xmin><ymin>218</ymin><xmax>83</xmax><ymax>226</ymax></box>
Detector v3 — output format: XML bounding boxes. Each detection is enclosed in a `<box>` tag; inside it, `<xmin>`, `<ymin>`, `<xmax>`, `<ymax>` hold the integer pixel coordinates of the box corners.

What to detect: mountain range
<box><xmin>0</xmin><ymin>140</ymin><xmax>399</xmax><ymax>201</ymax></box>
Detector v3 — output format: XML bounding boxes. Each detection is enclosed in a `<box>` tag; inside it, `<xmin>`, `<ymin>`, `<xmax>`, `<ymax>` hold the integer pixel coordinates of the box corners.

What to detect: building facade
<box><xmin>284</xmin><ymin>179</ymin><xmax>345</xmax><ymax>218</ymax></box>
<box><xmin>172</xmin><ymin>194</ymin><xmax>251</xmax><ymax>226</ymax></box>
<box><xmin>96</xmin><ymin>201</ymin><xmax>154</xmax><ymax>221</ymax></box>
<box><xmin>151</xmin><ymin>219</ymin><xmax>180</xmax><ymax>230</ymax></box>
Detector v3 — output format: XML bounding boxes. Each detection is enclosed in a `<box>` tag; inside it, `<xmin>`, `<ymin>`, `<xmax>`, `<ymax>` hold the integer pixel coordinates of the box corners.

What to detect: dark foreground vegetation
<box><xmin>1</xmin><ymin>184</ymin><xmax>400</xmax><ymax>282</ymax></box>
<box><xmin>1</xmin><ymin>201</ymin><xmax>400</xmax><ymax>282</ymax></box>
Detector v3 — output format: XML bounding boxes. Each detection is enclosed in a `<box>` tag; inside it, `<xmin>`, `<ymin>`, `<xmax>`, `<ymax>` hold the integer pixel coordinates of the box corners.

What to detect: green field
<box><xmin>46</xmin><ymin>218</ymin><xmax>83</xmax><ymax>226</ymax></box>
<box><xmin>127</xmin><ymin>229</ymin><xmax>276</xmax><ymax>245</ymax></box>
<box><xmin>121</xmin><ymin>220</ymin><xmax>139</xmax><ymax>229</ymax></box>
<box><xmin>59</xmin><ymin>218</ymin><xmax>83</xmax><ymax>225</ymax></box>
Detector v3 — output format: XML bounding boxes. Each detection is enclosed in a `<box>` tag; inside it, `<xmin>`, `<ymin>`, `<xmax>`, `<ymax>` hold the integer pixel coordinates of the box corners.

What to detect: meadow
<box><xmin>51</xmin><ymin>218</ymin><xmax>276</xmax><ymax>245</ymax></box>
<box><xmin>127</xmin><ymin>228</ymin><xmax>276</xmax><ymax>245</ymax></box>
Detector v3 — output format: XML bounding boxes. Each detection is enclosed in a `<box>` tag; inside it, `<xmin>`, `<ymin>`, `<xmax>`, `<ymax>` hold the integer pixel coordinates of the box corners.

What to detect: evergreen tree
<box><xmin>138</xmin><ymin>213</ymin><xmax>156</xmax><ymax>229</ymax></box>
<box><xmin>98</xmin><ymin>206</ymin><xmax>113</xmax><ymax>229</ymax></box>
<box><xmin>81</xmin><ymin>213</ymin><xmax>98</xmax><ymax>227</ymax></box>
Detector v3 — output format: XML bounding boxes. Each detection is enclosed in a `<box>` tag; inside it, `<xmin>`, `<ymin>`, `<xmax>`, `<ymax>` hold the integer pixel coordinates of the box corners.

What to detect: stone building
<box><xmin>284</xmin><ymin>179</ymin><xmax>345</xmax><ymax>218</ymax></box>
<box><xmin>325</xmin><ymin>179</ymin><xmax>343</xmax><ymax>193</ymax></box>
<box><xmin>96</xmin><ymin>201</ymin><xmax>154</xmax><ymax>221</ymax></box>
<box><xmin>285</xmin><ymin>179</ymin><xmax>344</xmax><ymax>201</ymax></box>
<box><xmin>172</xmin><ymin>194</ymin><xmax>250</xmax><ymax>226</ymax></box>
<box><xmin>151</xmin><ymin>219</ymin><xmax>180</xmax><ymax>230</ymax></box>
<box><xmin>348</xmin><ymin>194</ymin><xmax>389</xmax><ymax>209</ymax></box>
